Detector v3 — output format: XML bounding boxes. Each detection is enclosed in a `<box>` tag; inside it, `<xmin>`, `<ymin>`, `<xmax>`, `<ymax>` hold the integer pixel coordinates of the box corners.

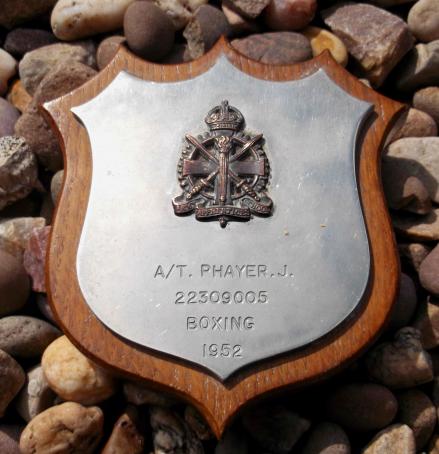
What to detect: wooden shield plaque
<box><xmin>43</xmin><ymin>37</ymin><xmax>403</xmax><ymax>437</ymax></box>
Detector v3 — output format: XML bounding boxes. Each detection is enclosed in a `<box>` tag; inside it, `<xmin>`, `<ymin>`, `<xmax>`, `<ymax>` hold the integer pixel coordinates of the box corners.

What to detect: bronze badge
<box><xmin>172</xmin><ymin>100</ymin><xmax>273</xmax><ymax>228</ymax></box>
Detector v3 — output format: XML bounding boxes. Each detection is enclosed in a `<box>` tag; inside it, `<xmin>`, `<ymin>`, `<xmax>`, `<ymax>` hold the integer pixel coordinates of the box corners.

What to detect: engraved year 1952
<box><xmin>202</xmin><ymin>343</ymin><xmax>243</xmax><ymax>358</ymax></box>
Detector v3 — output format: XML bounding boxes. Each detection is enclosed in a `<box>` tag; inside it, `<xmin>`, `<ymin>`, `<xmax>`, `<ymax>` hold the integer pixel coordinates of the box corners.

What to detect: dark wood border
<box><xmin>42</xmin><ymin>37</ymin><xmax>404</xmax><ymax>438</ymax></box>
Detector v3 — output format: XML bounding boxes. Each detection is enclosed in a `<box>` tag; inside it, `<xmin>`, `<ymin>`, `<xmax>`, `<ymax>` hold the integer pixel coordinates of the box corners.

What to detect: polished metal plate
<box><xmin>72</xmin><ymin>57</ymin><xmax>372</xmax><ymax>380</ymax></box>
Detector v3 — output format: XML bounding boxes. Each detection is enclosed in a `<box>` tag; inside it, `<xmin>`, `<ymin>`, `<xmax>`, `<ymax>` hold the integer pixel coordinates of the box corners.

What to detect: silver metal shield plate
<box><xmin>72</xmin><ymin>57</ymin><xmax>372</xmax><ymax>380</ymax></box>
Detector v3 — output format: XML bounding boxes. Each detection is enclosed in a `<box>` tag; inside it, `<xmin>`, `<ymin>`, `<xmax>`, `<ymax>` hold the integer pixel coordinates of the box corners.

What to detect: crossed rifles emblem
<box><xmin>172</xmin><ymin>100</ymin><xmax>273</xmax><ymax>228</ymax></box>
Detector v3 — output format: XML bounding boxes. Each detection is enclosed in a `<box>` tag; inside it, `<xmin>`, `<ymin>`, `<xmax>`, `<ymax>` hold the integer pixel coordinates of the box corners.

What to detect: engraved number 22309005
<box><xmin>202</xmin><ymin>343</ymin><xmax>242</xmax><ymax>358</ymax></box>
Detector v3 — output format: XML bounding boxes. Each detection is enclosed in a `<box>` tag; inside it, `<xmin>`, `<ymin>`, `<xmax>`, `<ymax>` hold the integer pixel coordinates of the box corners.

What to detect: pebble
<box><xmin>387</xmin><ymin>273</ymin><xmax>417</xmax><ymax>331</ymax></box>
<box><xmin>302</xmin><ymin>26</ymin><xmax>348</xmax><ymax>66</ymax></box>
<box><xmin>97</xmin><ymin>36</ymin><xmax>125</xmax><ymax>70</ymax></box>
<box><xmin>102</xmin><ymin>406</ymin><xmax>144</xmax><ymax>454</ymax></box>
<box><xmin>15</xmin><ymin>364</ymin><xmax>56</xmax><ymax>422</ymax></box>
<box><xmin>223</xmin><ymin>0</ymin><xmax>270</xmax><ymax>19</ymax></box>
<box><xmin>123</xmin><ymin>380</ymin><xmax>177</xmax><ymax>406</ymax></box>
<box><xmin>0</xmin><ymin>0</ymin><xmax>57</xmax><ymax>29</ymax></box>
<box><xmin>326</xmin><ymin>383</ymin><xmax>397</xmax><ymax>432</ymax></box>
<box><xmin>124</xmin><ymin>1</ymin><xmax>175</xmax><ymax>61</ymax></box>
<box><xmin>222</xmin><ymin>4</ymin><xmax>259</xmax><ymax>35</ymax></box>
<box><xmin>18</xmin><ymin>40</ymin><xmax>96</xmax><ymax>96</ymax></box>
<box><xmin>242</xmin><ymin>405</ymin><xmax>310</xmax><ymax>453</ymax></box>
<box><xmin>19</xmin><ymin>402</ymin><xmax>104</xmax><ymax>454</ymax></box>
<box><xmin>302</xmin><ymin>422</ymin><xmax>350</xmax><ymax>454</ymax></box>
<box><xmin>0</xmin><ymin>249</ymin><xmax>29</xmax><ymax>317</ymax></box>
<box><xmin>155</xmin><ymin>0</ymin><xmax>208</xmax><ymax>30</ymax></box>
<box><xmin>0</xmin><ymin>98</ymin><xmax>20</xmax><ymax>138</ymax></box>
<box><xmin>51</xmin><ymin>0</ymin><xmax>135</xmax><ymax>41</ymax></box>
<box><xmin>264</xmin><ymin>0</ymin><xmax>316</xmax><ymax>31</ymax></box>
<box><xmin>7</xmin><ymin>80</ymin><xmax>32</xmax><ymax>113</ymax></box>
<box><xmin>42</xmin><ymin>335</ymin><xmax>117</xmax><ymax>405</ymax></box>
<box><xmin>4</xmin><ymin>28</ymin><xmax>57</xmax><ymax>56</ymax></box>
<box><xmin>362</xmin><ymin>424</ymin><xmax>416</xmax><ymax>454</ymax></box>
<box><xmin>419</xmin><ymin>245</ymin><xmax>439</xmax><ymax>296</ymax></box>
<box><xmin>322</xmin><ymin>3</ymin><xmax>414</xmax><ymax>87</ymax></box>
<box><xmin>365</xmin><ymin>327</ymin><xmax>434</xmax><ymax>389</ymax></box>
<box><xmin>185</xmin><ymin>405</ymin><xmax>213</xmax><ymax>440</ymax></box>
<box><xmin>0</xmin><ymin>136</ymin><xmax>38</xmax><ymax>211</ymax></box>
<box><xmin>0</xmin><ymin>315</ymin><xmax>60</xmax><ymax>358</ymax></box>
<box><xmin>413</xmin><ymin>86</ymin><xmax>439</xmax><ymax>125</ymax></box>
<box><xmin>232</xmin><ymin>32</ymin><xmax>312</xmax><ymax>64</ymax></box>
<box><xmin>215</xmin><ymin>427</ymin><xmax>248</xmax><ymax>454</ymax></box>
<box><xmin>429</xmin><ymin>434</ymin><xmax>439</xmax><ymax>454</ymax></box>
<box><xmin>183</xmin><ymin>5</ymin><xmax>231</xmax><ymax>60</ymax></box>
<box><xmin>0</xmin><ymin>217</ymin><xmax>46</xmax><ymax>259</ymax></box>
<box><xmin>399</xmin><ymin>242</ymin><xmax>432</xmax><ymax>271</ymax></box>
<box><xmin>50</xmin><ymin>170</ymin><xmax>64</xmax><ymax>204</ymax></box>
<box><xmin>369</xmin><ymin>0</ymin><xmax>415</xmax><ymax>5</ymax></box>
<box><xmin>0</xmin><ymin>48</ymin><xmax>17</xmax><ymax>96</ymax></box>
<box><xmin>396</xmin><ymin>40</ymin><xmax>439</xmax><ymax>92</ymax></box>
<box><xmin>407</xmin><ymin>0</ymin><xmax>439</xmax><ymax>43</ymax></box>
<box><xmin>23</xmin><ymin>226</ymin><xmax>50</xmax><ymax>292</ymax></box>
<box><xmin>387</xmin><ymin>108</ymin><xmax>437</xmax><ymax>144</ymax></box>
<box><xmin>36</xmin><ymin>294</ymin><xmax>56</xmax><ymax>324</ymax></box>
<box><xmin>0</xmin><ymin>348</ymin><xmax>25</xmax><ymax>416</ymax></box>
<box><xmin>150</xmin><ymin>406</ymin><xmax>204</xmax><ymax>454</ymax></box>
<box><xmin>397</xmin><ymin>389</ymin><xmax>436</xmax><ymax>450</ymax></box>
<box><xmin>0</xmin><ymin>425</ymin><xmax>22</xmax><ymax>454</ymax></box>
<box><xmin>392</xmin><ymin>208</ymin><xmax>439</xmax><ymax>241</ymax></box>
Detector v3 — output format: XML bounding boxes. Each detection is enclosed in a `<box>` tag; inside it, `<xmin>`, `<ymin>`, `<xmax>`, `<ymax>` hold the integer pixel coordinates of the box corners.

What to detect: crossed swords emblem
<box><xmin>172</xmin><ymin>101</ymin><xmax>273</xmax><ymax>228</ymax></box>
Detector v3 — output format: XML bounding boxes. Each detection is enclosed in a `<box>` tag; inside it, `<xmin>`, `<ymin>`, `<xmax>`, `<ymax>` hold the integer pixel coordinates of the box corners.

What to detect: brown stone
<box><xmin>223</xmin><ymin>0</ymin><xmax>269</xmax><ymax>19</ymax></box>
<box><xmin>399</xmin><ymin>243</ymin><xmax>432</xmax><ymax>271</ymax></box>
<box><xmin>0</xmin><ymin>98</ymin><xmax>20</xmax><ymax>138</ymax></box>
<box><xmin>387</xmin><ymin>108</ymin><xmax>437</xmax><ymax>144</ymax></box>
<box><xmin>365</xmin><ymin>327</ymin><xmax>433</xmax><ymax>389</ymax></box>
<box><xmin>322</xmin><ymin>2</ymin><xmax>414</xmax><ymax>87</ymax></box>
<box><xmin>0</xmin><ymin>425</ymin><xmax>22</xmax><ymax>454</ymax></box>
<box><xmin>97</xmin><ymin>35</ymin><xmax>125</xmax><ymax>70</ymax></box>
<box><xmin>23</xmin><ymin>226</ymin><xmax>51</xmax><ymax>292</ymax></box>
<box><xmin>102</xmin><ymin>406</ymin><xmax>144</xmax><ymax>454</ymax></box>
<box><xmin>0</xmin><ymin>349</ymin><xmax>25</xmax><ymax>417</ymax></box>
<box><xmin>0</xmin><ymin>0</ymin><xmax>57</xmax><ymax>29</ymax></box>
<box><xmin>185</xmin><ymin>405</ymin><xmax>213</xmax><ymax>440</ymax></box>
<box><xmin>302</xmin><ymin>422</ymin><xmax>350</xmax><ymax>454</ymax></box>
<box><xmin>419</xmin><ymin>245</ymin><xmax>439</xmax><ymax>296</ymax></box>
<box><xmin>393</xmin><ymin>208</ymin><xmax>439</xmax><ymax>241</ymax></box>
<box><xmin>155</xmin><ymin>0</ymin><xmax>208</xmax><ymax>30</ymax></box>
<box><xmin>387</xmin><ymin>273</ymin><xmax>417</xmax><ymax>331</ymax></box>
<box><xmin>429</xmin><ymin>434</ymin><xmax>439</xmax><ymax>454</ymax></box>
<box><xmin>408</xmin><ymin>0</ymin><xmax>439</xmax><ymax>43</ymax></box>
<box><xmin>7</xmin><ymin>80</ymin><xmax>32</xmax><ymax>113</ymax></box>
<box><xmin>123</xmin><ymin>380</ymin><xmax>177</xmax><ymax>406</ymax></box>
<box><xmin>362</xmin><ymin>424</ymin><xmax>416</xmax><ymax>454</ymax></box>
<box><xmin>232</xmin><ymin>32</ymin><xmax>312</xmax><ymax>64</ymax></box>
<box><xmin>222</xmin><ymin>4</ymin><xmax>259</xmax><ymax>35</ymax></box>
<box><xmin>398</xmin><ymin>389</ymin><xmax>436</xmax><ymax>450</ymax></box>
<box><xmin>264</xmin><ymin>0</ymin><xmax>316</xmax><ymax>31</ymax></box>
<box><xmin>183</xmin><ymin>5</ymin><xmax>231</xmax><ymax>60</ymax></box>
<box><xmin>4</xmin><ymin>28</ymin><xmax>57</xmax><ymax>56</ymax></box>
<box><xmin>413</xmin><ymin>86</ymin><xmax>439</xmax><ymax>126</ymax></box>
<box><xmin>215</xmin><ymin>427</ymin><xmax>248</xmax><ymax>454</ymax></box>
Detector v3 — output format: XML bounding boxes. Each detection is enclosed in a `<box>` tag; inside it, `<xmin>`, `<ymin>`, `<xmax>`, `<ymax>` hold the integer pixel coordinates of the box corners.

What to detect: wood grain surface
<box><xmin>42</xmin><ymin>37</ymin><xmax>404</xmax><ymax>438</ymax></box>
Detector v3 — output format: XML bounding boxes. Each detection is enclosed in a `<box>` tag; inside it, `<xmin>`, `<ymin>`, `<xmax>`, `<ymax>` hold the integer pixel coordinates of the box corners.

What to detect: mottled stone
<box><xmin>0</xmin><ymin>136</ymin><xmax>38</xmax><ymax>211</ymax></box>
<box><xmin>408</xmin><ymin>0</ymin><xmax>439</xmax><ymax>43</ymax></box>
<box><xmin>0</xmin><ymin>217</ymin><xmax>46</xmax><ymax>259</ymax></box>
<box><xmin>0</xmin><ymin>316</ymin><xmax>60</xmax><ymax>358</ymax></box>
<box><xmin>322</xmin><ymin>2</ymin><xmax>414</xmax><ymax>86</ymax></box>
<box><xmin>413</xmin><ymin>86</ymin><xmax>439</xmax><ymax>125</ymax></box>
<box><xmin>150</xmin><ymin>406</ymin><xmax>204</xmax><ymax>454</ymax></box>
<box><xmin>398</xmin><ymin>389</ymin><xmax>436</xmax><ymax>450</ymax></box>
<box><xmin>242</xmin><ymin>405</ymin><xmax>310</xmax><ymax>453</ymax></box>
<box><xmin>0</xmin><ymin>249</ymin><xmax>29</xmax><ymax>317</ymax></box>
<box><xmin>102</xmin><ymin>406</ymin><xmax>144</xmax><ymax>454</ymax></box>
<box><xmin>388</xmin><ymin>108</ymin><xmax>437</xmax><ymax>144</ymax></box>
<box><xmin>18</xmin><ymin>41</ymin><xmax>96</xmax><ymax>95</ymax></box>
<box><xmin>185</xmin><ymin>406</ymin><xmax>213</xmax><ymax>440</ymax></box>
<box><xmin>399</xmin><ymin>243</ymin><xmax>432</xmax><ymax>271</ymax></box>
<box><xmin>365</xmin><ymin>327</ymin><xmax>433</xmax><ymax>389</ymax></box>
<box><xmin>362</xmin><ymin>424</ymin><xmax>416</xmax><ymax>454</ymax></box>
<box><xmin>42</xmin><ymin>335</ymin><xmax>117</xmax><ymax>405</ymax></box>
<box><xmin>326</xmin><ymin>383</ymin><xmax>397</xmax><ymax>432</ymax></box>
<box><xmin>223</xmin><ymin>0</ymin><xmax>269</xmax><ymax>19</ymax></box>
<box><xmin>51</xmin><ymin>0</ymin><xmax>135</xmax><ymax>41</ymax></box>
<box><xmin>215</xmin><ymin>427</ymin><xmax>248</xmax><ymax>454</ymax></box>
<box><xmin>302</xmin><ymin>422</ymin><xmax>350</xmax><ymax>454</ymax></box>
<box><xmin>0</xmin><ymin>0</ymin><xmax>57</xmax><ymax>29</ymax></box>
<box><xmin>183</xmin><ymin>5</ymin><xmax>231</xmax><ymax>59</ymax></box>
<box><xmin>19</xmin><ymin>402</ymin><xmax>104</xmax><ymax>454</ymax></box>
<box><xmin>4</xmin><ymin>29</ymin><xmax>57</xmax><ymax>56</ymax></box>
<box><xmin>388</xmin><ymin>273</ymin><xmax>417</xmax><ymax>331</ymax></box>
<box><xmin>97</xmin><ymin>36</ymin><xmax>125</xmax><ymax>70</ymax></box>
<box><xmin>396</xmin><ymin>40</ymin><xmax>439</xmax><ymax>92</ymax></box>
<box><xmin>0</xmin><ymin>349</ymin><xmax>25</xmax><ymax>416</ymax></box>
<box><xmin>23</xmin><ymin>226</ymin><xmax>50</xmax><ymax>292</ymax></box>
<box><xmin>303</xmin><ymin>26</ymin><xmax>348</xmax><ymax>66</ymax></box>
<box><xmin>0</xmin><ymin>98</ymin><xmax>20</xmax><ymax>138</ymax></box>
<box><xmin>155</xmin><ymin>0</ymin><xmax>208</xmax><ymax>30</ymax></box>
<box><xmin>16</xmin><ymin>365</ymin><xmax>56</xmax><ymax>422</ymax></box>
<box><xmin>232</xmin><ymin>32</ymin><xmax>312</xmax><ymax>64</ymax></box>
<box><xmin>392</xmin><ymin>208</ymin><xmax>439</xmax><ymax>241</ymax></box>
<box><xmin>0</xmin><ymin>425</ymin><xmax>22</xmax><ymax>454</ymax></box>
<box><xmin>7</xmin><ymin>80</ymin><xmax>32</xmax><ymax>113</ymax></box>
<box><xmin>124</xmin><ymin>1</ymin><xmax>175</xmax><ymax>61</ymax></box>
<box><xmin>123</xmin><ymin>380</ymin><xmax>177</xmax><ymax>406</ymax></box>
<box><xmin>222</xmin><ymin>4</ymin><xmax>259</xmax><ymax>35</ymax></box>
<box><xmin>0</xmin><ymin>49</ymin><xmax>17</xmax><ymax>96</ymax></box>
<box><xmin>264</xmin><ymin>0</ymin><xmax>316</xmax><ymax>31</ymax></box>
<box><xmin>419</xmin><ymin>245</ymin><xmax>439</xmax><ymax>296</ymax></box>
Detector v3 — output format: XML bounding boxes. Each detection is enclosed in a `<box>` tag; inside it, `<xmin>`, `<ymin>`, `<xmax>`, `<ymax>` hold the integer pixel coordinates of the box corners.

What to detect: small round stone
<box><xmin>0</xmin><ymin>48</ymin><xmax>16</xmax><ymax>96</ymax></box>
<box><xmin>265</xmin><ymin>0</ymin><xmax>317</xmax><ymax>31</ymax></box>
<box><xmin>0</xmin><ymin>98</ymin><xmax>20</xmax><ymax>138</ymax></box>
<box><xmin>42</xmin><ymin>335</ymin><xmax>117</xmax><ymax>405</ymax></box>
<box><xmin>362</xmin><ymin>424</ymin><xmax>416</xmax><ymax>454</ymax></box>
<box><xmin>19</xmin><ymin>402</ymin><xmax>104</xmax><ymax>454</ymax></box>
<box><xmin>387</xmin><ymin>273</ymin><xmax>417</xmax><ymax>331</ymax></box>
<box><xmin>408</xmin><ymin>0</ymin><xmax>439</xmax><ymax>43</ymax></box>
<box><xmin>419</xmin><ymin>244</ymin><xmax>439</xmax><ymax>296</ymax></box>
<box><xmin>325</xmin><ymin>383</ymin><xmax>398</xmax><ymax>431</ymax></box>
<box><xmin>97</xmin><ymin>35</ymin><xmax>125</xmax><ymax>70</ymax></box>
<box><xmin>387</xmin><ymin>108</ymin><xmax>438</xmax><ymax>144</ymax></box>
<box><xmin>413</xmin><ymin>86</ymin><xmax>439</xmax><ymax>126</ymax></box>
<box><xmin>302</xmin><ymin>422</ymin><xmax>350</xmax><ymax>454</ymax></box>
<box><xmin>0</xmin><ymin>349</ymin><xmax>25</xmax><ymax>417</ymax></box>
<box><xmin>0</xmin><ymin>249</ymin><xmax>29</xmax><ymax>317</ymax></box>
<box><xmin>302</xmin><ymin>26</ymin><xmax>348</xmax><ymax>66</ymax></box>
<box><xmin>124</xmin><ymin>1</ymin><xmax>175</xmax><ymax>61</ymax></box>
